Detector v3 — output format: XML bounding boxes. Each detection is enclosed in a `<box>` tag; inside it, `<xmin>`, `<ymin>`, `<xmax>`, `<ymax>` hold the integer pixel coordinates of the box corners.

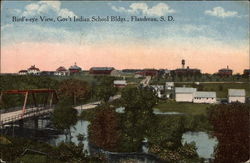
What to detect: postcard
<box><xmin>0</xmin><ymin>1</ymin><xmax>249</xmax><ymax>163</ymax></box>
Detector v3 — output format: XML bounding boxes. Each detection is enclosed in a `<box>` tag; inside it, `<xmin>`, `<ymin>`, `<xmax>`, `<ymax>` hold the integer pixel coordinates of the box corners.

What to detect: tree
<box><xmin>119</xmin><ymin>86</ymin><xmax>157</xmax><ymax>152</ymax></box>
<box><xmin>52</xmin><ymin>99</ymin><xmax>78</xmax><ymax>141</ymax></box>
<box><xmin>208</xmin><ymin>103</ymin><xmax>250</xmax><ymax>163</ymax></box>
<box><xmin>56</xmin><ymin>142</ymin><xmax>86</xmax><ymax>162</ymax></box>
<box><xmin>89</xmin><ymin>105</ymin><xmax>121</xmax><ymax>151</ymax></box>
<box><xmin>58</xmin><ymin>79</ymin><xmax>89</xmax><ymax>105</ymax></box>
<box><xmin>95</xmin><ymin>77</ymin><xmax>117</xmax><ymax>103</ymax></box>
<box><xmin>121</xmin><ymin>86</ymin><xmax>157</xmax><ymax>111</ymax></box>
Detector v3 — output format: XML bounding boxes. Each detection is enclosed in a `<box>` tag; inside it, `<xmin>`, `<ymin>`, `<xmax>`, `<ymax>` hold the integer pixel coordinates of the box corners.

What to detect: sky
<box><xmin>1</xmin><ymin>1</ymin><xmax>249</xmax><ymax>73</ymax></box>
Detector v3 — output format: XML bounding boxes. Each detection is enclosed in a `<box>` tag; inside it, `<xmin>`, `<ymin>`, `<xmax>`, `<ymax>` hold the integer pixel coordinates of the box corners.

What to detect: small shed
<box><xmin>113</xmin><ymin>80</ymin><xmax>127</xmax><ymax>88</ymax></box>
<box><xmin>228</xmin><ymin>89</ymin><xmax>246</xmax><ymax>103</ymax></box>
<box><xmin>193</xmin><ymin>91</ymin><xmax>217</xmax><ymax>104</ymax></box>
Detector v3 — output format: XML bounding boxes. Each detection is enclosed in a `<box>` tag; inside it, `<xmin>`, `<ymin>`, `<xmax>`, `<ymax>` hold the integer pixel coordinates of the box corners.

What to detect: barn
<box><xmin>175</xmin><ymin>87</ymin><xmax>197</xmax><ymax>102</ymax></box>
<box><xmin>89</xmin><ymin>67</ymin><xmax>115</xmax><ymax>75</ymax></box>
<box><xmin>193</xmin><ymin>91</ymin><xmax>217</xmax><ymax>104</ymax></box>
<box><xmin>228</xmin><ymin>89</ymin><xmax>246</xmax><ymax>103</ymax></box>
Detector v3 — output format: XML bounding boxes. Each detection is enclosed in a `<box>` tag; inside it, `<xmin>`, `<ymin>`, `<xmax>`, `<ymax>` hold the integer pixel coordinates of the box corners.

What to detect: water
<box><xmin>115</xmin><ymin>107</ymin><xmax>184</xmax><ymax>115</ymax></box>
<box><xmin>48</xmin><ymin>120</ymin><xmax>90</xmax><ymax>153</ymax></box>
<box><xmin>153</xmin><ymin>109</ymin><xmax>184</xmax><ymax>115</ymax></box>
<box><xmin>182</xmin><ymin>131</ymin><xmax>218</xmax><ymax>159</ymax></box>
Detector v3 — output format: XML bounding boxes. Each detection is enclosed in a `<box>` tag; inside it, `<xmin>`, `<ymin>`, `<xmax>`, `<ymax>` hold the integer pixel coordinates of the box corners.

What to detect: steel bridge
<box><xmin>0</xmin><ymin>89</ymin><xmax>58</xmax><ymax>127</ymax></box>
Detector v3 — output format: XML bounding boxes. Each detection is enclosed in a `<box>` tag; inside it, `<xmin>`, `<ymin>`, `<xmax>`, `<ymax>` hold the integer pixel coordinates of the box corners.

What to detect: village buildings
<box><xmin>89</xmin><ymin>67</ymin><xmax>114</xmax><ymax>75</ymax></box>
<box><xmin>175</xmin><ymin>87</ymin><xmax>197</xmax><ymax>102</ymax></box>
<box><xmin>55</xmin><ymin>66</ymin><xmax>69</xmax><ymax>76</ymax></box>
<box><xmin>193</xmin><ymin>91</ymin><xmax>217</xmax><ymax>104</ymax></box>
<box><xmin>69</xmin><ymin>63</ymin><xmax>82</xmax><ymax>74</ymax></box>
<box><xmin>27</xmin><ymin>65</ymin><xmax>40</xmax><ymax>75</ymax></box>
<box><xmin>218</xmin><ymin>66</ymin><xmax>233</xmax><ymax>76</ymax></box>
<box><xmin>228</xmin><ymin>89</ymin><xmax>246</xmax><ymax>103</ymax></box>
<box><xmin>18</xmin><ymin>70</ymin><xmax>28</xmax><ymax>75</ymax></box>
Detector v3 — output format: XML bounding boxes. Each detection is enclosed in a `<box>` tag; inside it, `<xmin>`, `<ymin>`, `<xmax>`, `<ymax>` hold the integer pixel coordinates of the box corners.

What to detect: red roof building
<box><xmin>243</xmin><ymin>69</ymin><xmax>250</xmax><ymax>76</ymax></box>
<box><xmin>56</xmin><ymin>66</ymin><xmax>67</xmax><ymax>72</ymax></box>
<box><xmin>69</xmin><ymin>63</ymin><xmax>82</xmax><ymax>74</ymax></box>
<box><xmin>27</xmin><ymin>65</ymin><xmax>40</xmax><ymax>75</ymax></box>
<box><xmin>55</xmin><ymin>66</ymin><xmax>69</xmax><ymax>76</ymax></box>
<box><xmin>218</xmin><ymin>66</ymin><xmax>233</xmax><ymax>76</ymax></box>
<box><xmin>138</xmin><ymin>69</ymin><xmax>158</xmax><ymax>77</ymax></box>
<box><xmin>18</xmin><ymin>70</ymin><xmax>28</xmax><ymax>75</ymax></box>
<box><xmin>89</xmin><ymin>67</ymin><xmax>115</xmax><ymax>75</ymax></box>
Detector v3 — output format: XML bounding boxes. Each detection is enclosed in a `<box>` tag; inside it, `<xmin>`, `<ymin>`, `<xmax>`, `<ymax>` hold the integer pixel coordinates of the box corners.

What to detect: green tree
<box><xmin>89</xmin><ymin>105</ymin><xmax>121</xmax><ymax>151</ymax></box>
<box><xmin>208</xmin><ymin>103</ymin><xmax>250</xmax><ymax>163</ymax></box>
<box><xmin>95</xmin><ymin>77</ymin><xmax>117</xmax><ymax>103</ymax></box>
<box><xmin>56</xmin><ymin>142</ymin><xmax>86</xmax><ymax>162</ymax></box>
<box><xmin>58</xmin><ymin>79</ymin><xmax>89</xmax><ymax>105</ymax></box>
<box><xmin>119</xmin><ymin>86</ymin><xmax>157</xmax><ymax>152</ymax></box>
<box><xmin>121</xmin><ymin>86</ymin><xmax>157</xmax><ymax>111</ymax></box>
<box><xmin>52</xmin><ymin>99</ymin><xmax>78</xmax><ymax>141</ymax></box>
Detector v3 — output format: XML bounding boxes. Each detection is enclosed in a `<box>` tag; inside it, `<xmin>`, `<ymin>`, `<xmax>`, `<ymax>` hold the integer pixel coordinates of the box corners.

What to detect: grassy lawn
<box><xmin>175</xmin><ymin>82</ymin><xmax>250</xmax><ymax>98</ymax></box>
<box><xmin>200</xmin><ymin>83</ymin><xmax>250</xmax><ymax>98</ymax></box>
<box><xmin>154</xmin><ymin>100</ymin><xmax>212</xmax><ymax>115</ymax></box>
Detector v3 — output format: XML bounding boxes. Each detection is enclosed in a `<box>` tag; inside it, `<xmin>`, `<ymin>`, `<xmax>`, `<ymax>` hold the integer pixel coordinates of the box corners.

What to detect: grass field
<box><xmin>154</xmin><ymin>100</ymin><xmax>212</xmax><ymax>115</ymax></box>
<box><xmin>175</xmin><ymin>82</ymin><xmax>250</xmax><ymax>98</ymax></box>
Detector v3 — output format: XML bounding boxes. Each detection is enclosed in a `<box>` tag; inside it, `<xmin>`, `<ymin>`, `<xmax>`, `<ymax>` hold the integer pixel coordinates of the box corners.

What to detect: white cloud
<box><xmin>22</xmin><ymin>1</ymin><xmax>77</xmax><ymax>17</ymax></box>
<box><xmin>205</xmin><ymin>7</ymin><xmax>238</xmax><ymax>18</ymax></box>
<box><xmin>111</xmin><ymin>2</ymin><xmax>175</xmax><ymax>16</ymax></box>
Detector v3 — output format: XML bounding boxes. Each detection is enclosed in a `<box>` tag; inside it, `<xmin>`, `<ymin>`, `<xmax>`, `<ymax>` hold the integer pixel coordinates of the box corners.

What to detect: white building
<box><xmin>228</xmin><ymin>89</ymin><xmax>246</xmax><ymax>103</ymax></box>
<box><xmin>193</xmin><ymin>91</ymin><xmax>217</xmax><ymax>104</ymax></box>
<box><xmin>175</xmin><ymin>87</ymin><xmax>197</xmax><ymax>102</ymax></box>
<box><xmin>114</xmin><ymin>80</ymin><xmax>127</xmax><ymax>88</ymax></box>
<box><xmin>55</xmin><ymin>66</ymin><xmax>69</xmax><ymax>76</ymax></box>
<box><xmin>151</xmin><ymin>85</ymin><xmax>165</xmax><ymax>98</ymax></box>
<box><xmin>165</xmin><ymin>82</ymin><xmax>174</xmax><ymax>90</ymax></box>
<box><xmin>18</xmin><ymin>70</ymin><xmax>27</xmax><ymax>75</ymax></box>
<box><xmin>27</xmin><ymin>65</ymin><xmax>40</xmax><ymax>75</ymax></box>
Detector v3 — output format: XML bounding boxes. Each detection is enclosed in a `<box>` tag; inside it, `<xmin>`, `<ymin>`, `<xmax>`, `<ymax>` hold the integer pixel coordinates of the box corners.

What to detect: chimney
<box><xmin>227</xmin><ymin>65</ymin><xmax>229</xmax><ymax>69</ymax></box>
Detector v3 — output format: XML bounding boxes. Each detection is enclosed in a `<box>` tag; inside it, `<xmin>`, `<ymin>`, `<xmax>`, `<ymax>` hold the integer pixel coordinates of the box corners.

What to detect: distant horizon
<box><xmin>1</xmin><ymin>1</ymin><xmax>249</xmax><ymax>74</ymax></box>
<box><xmin>1</xmin><ymin>62</ymin><xmax>249</xmax><ymax>75</ymax></box>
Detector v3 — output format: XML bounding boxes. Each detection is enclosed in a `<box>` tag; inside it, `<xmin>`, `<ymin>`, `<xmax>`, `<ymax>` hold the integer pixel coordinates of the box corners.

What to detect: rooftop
<box><xmin>90</xmin><ymin>67</ymin><xmax>115</xmax><ymax>71</ymax></box>
<box><xmin>27</xmin><ymin>65</ymin><xmax>40</xmax><ymax>71</ymax></box>
<box><xmin>194</xmin><ymin>91</ymin><xmax>216</xmax><ymax>98</ymax></box>
<box><xmin>69</xmin><ymin>63</ymin><xmax>81</xmax><ymax>70</ymax></box>
<box><xmin>175</xmin><ymin>87</ymin><xmax>197</xmax><ymax>93</ymax></box>
<box><xmin>228</xmin><ymin>89</ymin><xmax>245</xmax><ymax>97</ymax></box>
<box><xmin>114</xmin><ymin>80</ymin><xmax>127</xmax><ymax>85</ymax></box>
<box><xmin>56</xmin><ymin>66</ymin><xmax>67</xmax><ymax>71</ymax></box>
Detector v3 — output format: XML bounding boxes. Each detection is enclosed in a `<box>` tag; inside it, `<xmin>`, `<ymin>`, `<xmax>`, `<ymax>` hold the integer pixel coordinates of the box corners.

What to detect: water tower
<box><xmin>182</xmin><ymin>59</ymin><xmax>185</xmax><ymax>69</ymax></box>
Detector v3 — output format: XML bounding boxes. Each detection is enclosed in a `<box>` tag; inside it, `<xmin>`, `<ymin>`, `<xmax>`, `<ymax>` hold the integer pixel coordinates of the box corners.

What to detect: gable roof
<box><xmin>90</xmin><ymin>67</ymin><xmax>114</xmax><ymax>71</ymax></box>
<box><xmin>194</xmin><ymin>91</ymin><xmax>216</xmax><ymax>98</ymax></box>
<box><xmin>228</xmin><ymin>89</ymin><xmax>245</xmax><ymax>97</ymax></box>
<box><xmin>175</xmin><ymin>87</ymin><xmax>197</xmax><ymax>93</ymax></box>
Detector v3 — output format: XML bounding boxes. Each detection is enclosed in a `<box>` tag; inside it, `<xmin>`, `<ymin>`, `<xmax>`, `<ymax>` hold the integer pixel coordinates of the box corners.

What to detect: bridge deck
<box><xmin>0</xmin><ymin>107</ymin><xmax>54</xmax><ymax>126</ymax></box>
